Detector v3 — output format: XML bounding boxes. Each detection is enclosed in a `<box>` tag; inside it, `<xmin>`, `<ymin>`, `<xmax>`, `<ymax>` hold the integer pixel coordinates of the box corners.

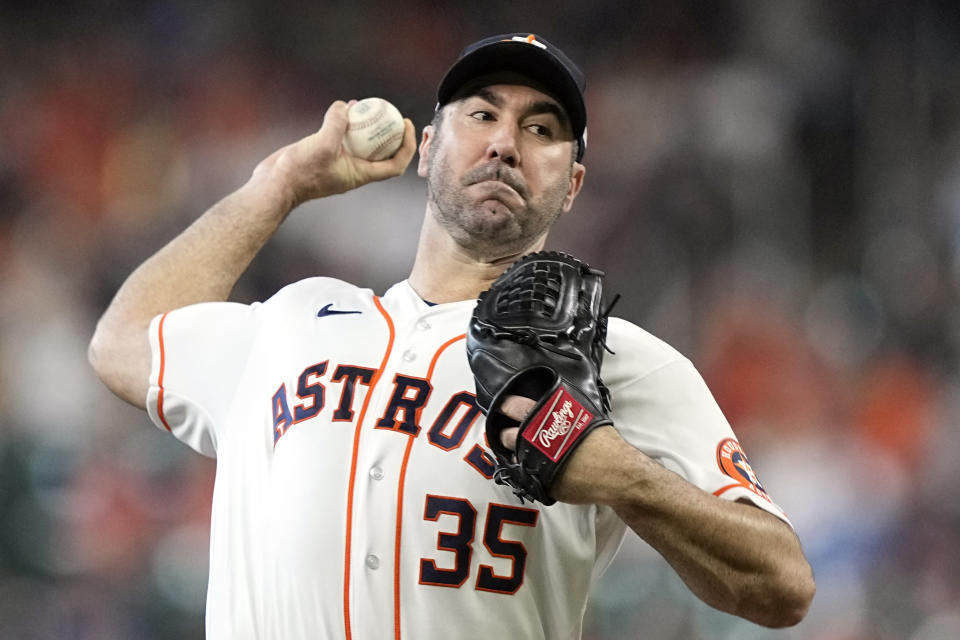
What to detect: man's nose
<box><xmin>485</xmin><ymin>123</ymin><xmax>520</xmax><ymax>168</ymax></box>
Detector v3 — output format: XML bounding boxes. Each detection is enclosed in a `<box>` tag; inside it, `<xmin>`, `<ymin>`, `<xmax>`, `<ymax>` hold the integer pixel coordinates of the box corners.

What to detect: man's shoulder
<box><xmin>264</xmin><ymin>277</ymin><xmax>376</xmax><ymax>307</ymax></box>
<box><xmin>603</xmin><ymin>317</ymin><xmax>690</xmax><ymax>382</ymax></box>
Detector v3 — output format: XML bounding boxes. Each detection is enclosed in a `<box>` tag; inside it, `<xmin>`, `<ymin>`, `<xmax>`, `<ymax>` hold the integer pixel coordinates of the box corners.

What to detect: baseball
<box><xmin>343</xmin><ymin>97</ymin><xmax>405</xmax><ymax>161</ymax></box>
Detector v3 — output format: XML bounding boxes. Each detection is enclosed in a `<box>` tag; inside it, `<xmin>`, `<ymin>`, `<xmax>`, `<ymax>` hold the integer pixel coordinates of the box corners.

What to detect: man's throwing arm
<box><xmin>551</xmin><ymin>426</ymin><xmax>816</xmax><ymax>628</ymax></box>
<box><xmin>88</xmin><ymin>101</ymin><xmax>416</xmax><ymax>408</ymax></box>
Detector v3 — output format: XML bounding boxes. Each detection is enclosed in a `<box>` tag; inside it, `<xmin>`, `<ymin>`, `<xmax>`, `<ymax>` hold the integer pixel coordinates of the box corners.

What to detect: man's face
<box><xmin>417</xmin><ymin>83</ymin><xmax>585</xmax><ymax>260</ymax></box>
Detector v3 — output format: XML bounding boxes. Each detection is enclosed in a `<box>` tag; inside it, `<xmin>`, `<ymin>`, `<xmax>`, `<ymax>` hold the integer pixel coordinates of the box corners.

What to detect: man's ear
<box><xmin>417</xmin><ymin>125</ymin><xmax>435</xmax><ymax>177</ymax></box>
<box><xmin>561</xmin><ymin>161</ymin><xmax>586</xmax><ymax>213</ymax></box>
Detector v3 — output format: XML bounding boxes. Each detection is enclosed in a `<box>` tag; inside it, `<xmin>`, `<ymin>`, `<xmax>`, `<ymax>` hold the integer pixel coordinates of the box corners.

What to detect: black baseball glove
<box><xmin>466</xmin><ymin>251</ymin><xmax>617</xmax><ymax>505</ymax></box>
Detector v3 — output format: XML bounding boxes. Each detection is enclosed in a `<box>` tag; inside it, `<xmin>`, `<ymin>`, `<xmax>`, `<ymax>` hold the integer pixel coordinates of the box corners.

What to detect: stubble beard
<box><xmin>426</xmin><ymin>141</ymin><xmax>572</xmax><ymax>259</ymax></box>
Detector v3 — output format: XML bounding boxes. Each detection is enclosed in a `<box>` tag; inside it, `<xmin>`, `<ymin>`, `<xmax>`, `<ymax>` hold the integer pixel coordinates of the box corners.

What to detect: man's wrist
<box><xmin>553</xmin><ymin>426</ymin><xmax>648</xmax><ymax>506</ymax></box>
<box><xmin>243</xmin><ymin>166</ymin><xmax>299</xmax><ymax>219</ymax></box>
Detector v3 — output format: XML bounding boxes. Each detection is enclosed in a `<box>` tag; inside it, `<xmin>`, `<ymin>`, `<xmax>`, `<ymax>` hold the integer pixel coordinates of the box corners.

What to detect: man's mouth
<box><xmin>471</xmin><ymin>180</ymin><xmax>524</xmax><ymax>209</ymax></box>
<box><xmin>474</xmin><ymin>179</ymin><xmax>519</xmax><ymax>195</ymax></box>
<box><xmin>463</xmin><ymin>163</ymin><xmax>529</xmax><ymax>200</ymax></box>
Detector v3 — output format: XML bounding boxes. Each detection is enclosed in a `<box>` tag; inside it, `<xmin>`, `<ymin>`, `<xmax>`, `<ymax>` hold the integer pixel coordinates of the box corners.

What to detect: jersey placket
<box><xmin>347</xmin><ymin>311</ymin><xmax>434</xmax><ymax>640</ymax></box>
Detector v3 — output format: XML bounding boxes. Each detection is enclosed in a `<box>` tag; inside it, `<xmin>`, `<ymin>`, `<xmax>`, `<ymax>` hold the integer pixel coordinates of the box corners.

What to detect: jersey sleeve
<box><xmin>146</xmin><ymin>301</ymin><xmax>261</xmax><ymax>457</ymax></box>
<box><xmin>604</xmin><ymin>319</ymin><xmax>791</xmax><ymax>526</ymax></box>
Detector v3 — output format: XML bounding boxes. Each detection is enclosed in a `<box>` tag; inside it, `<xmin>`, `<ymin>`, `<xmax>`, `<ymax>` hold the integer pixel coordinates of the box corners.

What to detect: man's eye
<box><xmin>528</xmin><ymin>124</ymin><xmax>553</xmax><ymax>138</ymax></box>
<box><xmin>470</xmin><ymin>111</ymin><xmax>494</xmax><ymax>121</ymax></box>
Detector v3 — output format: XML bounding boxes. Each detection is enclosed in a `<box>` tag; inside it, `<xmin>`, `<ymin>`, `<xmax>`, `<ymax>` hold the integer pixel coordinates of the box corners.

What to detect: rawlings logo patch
<box><xmin>542</xmin><ymin>399</ymin><xmax>575</xmax><ymax>446</ymax></box>
<box><xmin>523</xmin><ymin>388</ymin><xmax>592</xmax><ymax>461</ymax></box>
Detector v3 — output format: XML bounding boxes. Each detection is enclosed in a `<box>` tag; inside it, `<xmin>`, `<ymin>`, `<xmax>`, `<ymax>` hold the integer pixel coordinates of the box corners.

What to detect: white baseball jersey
<box><xmin>146</xmin><ymin>277</ymin><xmax>788</xmax><ymax>640</ymax></box>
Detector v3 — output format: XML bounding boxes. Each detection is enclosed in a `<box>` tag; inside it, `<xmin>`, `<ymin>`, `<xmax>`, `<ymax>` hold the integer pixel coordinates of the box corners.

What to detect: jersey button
<box><xmin>417</xmin><ymin>319</ymin><xmax>431</xmax><ymax>331</ymax></box>
<box><xmin>369</xmin><ymin>466</ymin><xmax>384</xmax><ymax>481</ymax></box>
<box><xmin>402</xmin><ymin>349</ymin><xmax>416</xmax><ymax>362</ymax></box>
<box><xmin>365</xmin><ymin>554</ymin><xmax>380</xmax><ymax>570</ymax></box>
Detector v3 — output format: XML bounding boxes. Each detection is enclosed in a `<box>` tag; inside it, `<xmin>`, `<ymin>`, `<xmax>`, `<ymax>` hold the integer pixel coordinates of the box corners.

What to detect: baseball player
<box><xmin>89</xmin><ymin>33</ymin><xmax>814</xmax><ymax>639</ymax></box>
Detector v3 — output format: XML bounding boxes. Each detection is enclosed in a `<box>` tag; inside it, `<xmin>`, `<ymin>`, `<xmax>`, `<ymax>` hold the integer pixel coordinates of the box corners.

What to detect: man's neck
<box><xmin>407</xmin><ymin>210</ymin><xmax>544</xmax><ymax>303</ymax></box>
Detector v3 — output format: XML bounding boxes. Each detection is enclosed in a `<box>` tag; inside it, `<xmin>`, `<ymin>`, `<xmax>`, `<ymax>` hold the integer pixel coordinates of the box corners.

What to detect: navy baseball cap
<box><xmin>436</xmin><ymin>33</ymin><xmax>587</xmax><ymax>161</ymax></box>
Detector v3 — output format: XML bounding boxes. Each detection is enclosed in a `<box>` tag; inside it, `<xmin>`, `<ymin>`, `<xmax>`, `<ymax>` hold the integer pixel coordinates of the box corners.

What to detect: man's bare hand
<box><xmin>494</xmin><ymin>393</ymin><xmax>621</xmax><ymax>505</ymax></box>
<box><xmin>252</xmin><ymin>100</ymin><xmax>417</xmax><ymax>208</ymax></box>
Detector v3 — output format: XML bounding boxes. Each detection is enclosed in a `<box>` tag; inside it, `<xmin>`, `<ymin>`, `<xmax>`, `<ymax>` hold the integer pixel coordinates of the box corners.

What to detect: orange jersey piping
<box><xmin>343</xmin><ymin>296</ymin><xmax>396</xmax><ymax>640</ymax></box>
<box><xmin>156</xmin><ymin>312</ymin><xmax>172</xmax><ymax>432</ymax></box>
<box><xmin>393</xmin><ymin>332</ymin><xmax>467</xmax><ymax>639</ymax></box>
<box><xmin>712</xmin><ymin>483</ymin><xmax>743</xmax><ymax>498</ymax></box>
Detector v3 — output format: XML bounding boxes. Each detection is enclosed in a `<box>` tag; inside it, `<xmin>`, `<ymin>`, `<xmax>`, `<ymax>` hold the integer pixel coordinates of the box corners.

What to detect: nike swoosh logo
<box><xmin>317</xmin><ymin>303</ymin><xmax>362</xmax><ymax>318</ymax></box>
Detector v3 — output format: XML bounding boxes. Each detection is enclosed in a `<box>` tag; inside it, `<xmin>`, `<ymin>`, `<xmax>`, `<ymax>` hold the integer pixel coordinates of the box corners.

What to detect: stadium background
<box><xmin>1</xmin><ymin>1</ymin><xmax>959</xmax><ymax>638</ymax></box>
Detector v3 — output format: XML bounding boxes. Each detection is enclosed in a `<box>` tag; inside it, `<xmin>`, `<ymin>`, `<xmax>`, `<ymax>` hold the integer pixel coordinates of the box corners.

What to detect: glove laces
<box><xmin>501</xmin><ymin>326</ymin><xmax>581</xmax><ymax>360</ymax></box>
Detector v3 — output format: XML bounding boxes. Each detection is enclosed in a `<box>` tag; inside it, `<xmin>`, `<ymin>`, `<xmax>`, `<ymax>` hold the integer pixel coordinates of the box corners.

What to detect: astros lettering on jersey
<box><xmin>147</xmin><ymin>277</ymin><xmax>789</xmax><ymax>640</ymax></box>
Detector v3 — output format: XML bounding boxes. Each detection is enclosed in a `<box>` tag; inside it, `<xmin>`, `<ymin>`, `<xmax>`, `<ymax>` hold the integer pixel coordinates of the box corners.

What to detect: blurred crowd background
<box><xmin>2</xmin><ymin>1</ymin><xmax>959</xmax><ymax>638</ymax></box>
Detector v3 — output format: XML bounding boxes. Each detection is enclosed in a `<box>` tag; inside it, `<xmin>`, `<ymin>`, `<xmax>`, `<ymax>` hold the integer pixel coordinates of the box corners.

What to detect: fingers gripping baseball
<box><xmin>351</xmin><ymin>117</ymin><xmax>417</xmax><ymax>181</ymax></box>
<box><xmin>261</xmin><ymin>100</ymin><xmax>416</xmax><ymax>207</ymax></box>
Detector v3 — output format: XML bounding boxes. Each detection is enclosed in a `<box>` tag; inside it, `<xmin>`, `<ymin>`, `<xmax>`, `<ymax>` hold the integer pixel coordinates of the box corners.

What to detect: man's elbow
<box><xmin>743</xmin><ymin>565</ymin><xmax>816</xmax><ymax>628</ymax></box>
<box><xmin>88</xmin><ymin>327</ymin><xmax>111</xmax><ymax>383</ymax></box>
<box><xmin>87</xmin><ymin>324</ymin><xmax>150</xmax><ymax>409</ymax></box>
<box><xmin>88</xmin><ymin>326</ymin><xmax>122</xmax><ymax>387</ymax></box>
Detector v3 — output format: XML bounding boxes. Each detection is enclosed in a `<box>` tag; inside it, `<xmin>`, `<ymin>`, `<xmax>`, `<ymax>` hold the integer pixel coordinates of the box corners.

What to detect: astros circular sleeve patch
<box><xmin>716</xmin><ymin>438</ymin><xmax>772</xmax><ymax>502</ymax></box>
